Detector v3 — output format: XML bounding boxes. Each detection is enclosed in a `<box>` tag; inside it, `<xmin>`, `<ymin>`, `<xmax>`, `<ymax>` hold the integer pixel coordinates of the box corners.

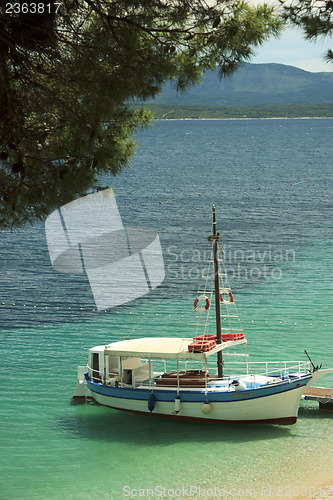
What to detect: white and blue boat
<box><xmin>74</xmin><ymin>207</ymin><xmax>332</xmax><ymax>424</ymax></box>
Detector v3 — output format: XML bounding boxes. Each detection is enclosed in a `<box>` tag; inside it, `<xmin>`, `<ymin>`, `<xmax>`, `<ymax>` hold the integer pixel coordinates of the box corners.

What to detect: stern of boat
<box><xmin>72</xmin><ymin>365</ymin><xmax>90</xmax><ymax>403</ymax></box>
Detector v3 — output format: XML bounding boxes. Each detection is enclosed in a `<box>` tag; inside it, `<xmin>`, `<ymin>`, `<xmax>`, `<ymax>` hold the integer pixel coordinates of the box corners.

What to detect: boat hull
<box><xmin>86</xmin><ymin>374</ymin><xmax>314</xmax><ymax>425</ymax></box>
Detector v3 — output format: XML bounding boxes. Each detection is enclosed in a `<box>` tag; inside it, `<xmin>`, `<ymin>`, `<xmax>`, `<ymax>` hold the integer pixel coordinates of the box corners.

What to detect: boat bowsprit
<box><xmin>73</xmin><ymin>206</ymin><xmax>333</xmax><ymax>424</ymax></box>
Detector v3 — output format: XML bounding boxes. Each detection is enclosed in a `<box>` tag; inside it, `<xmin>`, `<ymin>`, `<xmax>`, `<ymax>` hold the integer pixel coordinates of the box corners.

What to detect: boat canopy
<box><xmin>104</xmin><ymin>337</ymin><xmax>247</xmax><ymax>360</ymax></box>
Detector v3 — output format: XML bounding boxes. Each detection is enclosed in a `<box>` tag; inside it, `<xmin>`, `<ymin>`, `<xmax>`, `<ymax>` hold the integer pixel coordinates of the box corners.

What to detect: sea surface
<box><xmin>0</xmin><ymin>119</ymin><xmax>332</xmax><ymax>500</ymax></box>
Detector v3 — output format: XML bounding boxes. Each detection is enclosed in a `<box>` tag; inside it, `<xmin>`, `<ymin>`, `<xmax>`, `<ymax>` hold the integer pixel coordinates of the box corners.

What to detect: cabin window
<box><xmin>92</xmin><ymin>353</ymin><xmax>100</xmax><ymax>381</ymax></box>
<box><xmin>123</xmin><ymin>369</ymin><xmax>132</xmax><ymax>385</ymax></box>
<box><xmin>108</xmin><ymin>356</ymin><xmax>119</xmax><ymax>375</ymax></box>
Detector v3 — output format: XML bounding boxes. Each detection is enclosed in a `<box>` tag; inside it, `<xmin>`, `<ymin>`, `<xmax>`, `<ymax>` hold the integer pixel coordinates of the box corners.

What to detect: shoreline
<box><xmin>137</xmin><ymin>102</ymin><xmax>333</xmax><ymax>121</ymax></box>
<box><xmin>156</xmin><ymin>116</ymin><xmax>333</xmax><ymax>121</ymax></box>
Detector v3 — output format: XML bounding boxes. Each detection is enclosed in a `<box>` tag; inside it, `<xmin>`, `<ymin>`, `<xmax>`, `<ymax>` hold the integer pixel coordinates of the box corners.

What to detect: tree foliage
<box><xmin>0</xmin><ymin>0</ymin><xmax>282</xmax><ymax>228</ymax></box>
<box><xmin>279</xmin><ymin>0</ymin><xmax>333</xmax><ymax>62</ymax></box>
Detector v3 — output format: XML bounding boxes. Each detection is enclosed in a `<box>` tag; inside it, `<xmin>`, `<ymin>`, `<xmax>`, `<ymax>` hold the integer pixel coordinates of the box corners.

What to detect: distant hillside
<box><xmin>149</xmin><ymin>63</ymin><xmax>333</xmax><ymax>106</ymax></box>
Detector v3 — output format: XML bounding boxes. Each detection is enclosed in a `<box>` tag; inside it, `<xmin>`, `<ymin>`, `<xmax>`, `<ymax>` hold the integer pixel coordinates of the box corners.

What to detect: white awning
<box><xmin>104</xmin><ymin>337</ymin><xmax>246</xmax><ymax>360</ymax></box>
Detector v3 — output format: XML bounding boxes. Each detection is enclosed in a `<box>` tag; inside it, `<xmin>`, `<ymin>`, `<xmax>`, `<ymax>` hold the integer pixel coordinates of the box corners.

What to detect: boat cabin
<box><xmin>87</xmin><ymin>337</ymin><xmax>248</xmax><ymax>389</ymax></box>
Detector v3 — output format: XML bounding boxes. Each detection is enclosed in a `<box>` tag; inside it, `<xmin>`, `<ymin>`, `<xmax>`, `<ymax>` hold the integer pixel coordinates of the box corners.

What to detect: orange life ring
<box><xmin>193</xmin><ymin>295</ymin><xmax>210</xmax><ymax>313</ymax></box>
<box><xmin>220</xmin><ymin>289</ymin><xmax>234</xmax><ymax>305</ymax></box>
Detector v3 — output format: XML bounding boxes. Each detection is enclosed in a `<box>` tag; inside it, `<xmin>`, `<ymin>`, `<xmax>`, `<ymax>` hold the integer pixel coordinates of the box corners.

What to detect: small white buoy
<box><xmin>201</xmin><ymin>403</ymin><xmax>212</xmax><ymax>414</ymax></box>
<box><xmin>174</xmin><ymin>396</ymin><xmax>181</xmax><ymax>414</ymax></box>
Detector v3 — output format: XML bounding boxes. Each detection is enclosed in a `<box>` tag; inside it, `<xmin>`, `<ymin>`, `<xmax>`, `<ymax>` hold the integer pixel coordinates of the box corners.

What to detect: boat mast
<box><xmin>212</xmin><ymin>205</ymin><xmax>223</xmax><ymax>378</ymax></box>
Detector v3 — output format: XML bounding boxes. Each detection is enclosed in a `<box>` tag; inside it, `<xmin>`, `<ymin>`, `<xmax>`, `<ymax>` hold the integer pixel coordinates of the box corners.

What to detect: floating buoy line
<box><xmin>115</xmin><ymin>191</ymin><xmax>203</xmax><ymax>209</ymax></box>
<box><xmin>100</xmin><ymin>178</ymin><xmax>333</xmax><ymax>208</ymax></box>
<box><xmin>0</xmin><ymin>301</ymin><xmax>329</xmax><ymax>328</ymax></box>
<box><xmin>72</xmin><ymin>177</ymin><xmax>333</xmax><ymax>222</ymax></box>
<box><xmin>290</xmin><ymin>175</ymin><xmax>333</xmax><ymax>187</ymax></box>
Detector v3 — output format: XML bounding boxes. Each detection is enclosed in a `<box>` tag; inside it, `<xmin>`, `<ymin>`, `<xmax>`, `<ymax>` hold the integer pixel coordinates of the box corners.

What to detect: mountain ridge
<box><xmin>149</xmin><ymin>63</ymin><xmax>333</xmax><ymax>106</ymax></box>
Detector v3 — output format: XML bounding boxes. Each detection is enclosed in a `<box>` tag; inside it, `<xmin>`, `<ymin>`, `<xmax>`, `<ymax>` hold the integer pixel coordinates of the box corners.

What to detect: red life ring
<box><xmin>193</xmin><ymin>295</ymin><xmax>210</xmax><ymax>313</ymax></box>
<box><xmin>220</xmin><ymin>289</ymin><xmax>234</xmax><ymax>305</ymax></box>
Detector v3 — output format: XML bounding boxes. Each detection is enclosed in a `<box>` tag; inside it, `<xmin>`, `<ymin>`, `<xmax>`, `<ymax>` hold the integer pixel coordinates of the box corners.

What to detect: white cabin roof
<box><xmin>104</xmin><ymin>337</ymin><xmax>246</xmax><ymax>360</ymax></box>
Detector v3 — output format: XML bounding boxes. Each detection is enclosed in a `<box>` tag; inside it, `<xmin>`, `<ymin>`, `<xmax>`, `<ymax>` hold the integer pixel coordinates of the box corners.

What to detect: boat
<box><xmin>73</xmin><ymin>206</ymin><xmax>333</xmax><ymax>424</ymax></box>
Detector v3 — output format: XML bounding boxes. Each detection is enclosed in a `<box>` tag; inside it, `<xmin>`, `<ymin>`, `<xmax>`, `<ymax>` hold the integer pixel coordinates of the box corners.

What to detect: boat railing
<box><xmin>85</xmin><ymin>359</ymin><xmax>312</xmax><ymax>389</ymax></box>
<box><xmin>205</xmin><ymin>359</ymin><xmax>311</xmax><ymax>378</ymax></box>
<box><xmin>86</xmin><ymin>365</ymin><xmax>103</xmax><ymax>383</ymax></box>
<box><xmin>86</xmin><ymin>363</ymin><xmax>157</xmax><ymax>388</ymax></box>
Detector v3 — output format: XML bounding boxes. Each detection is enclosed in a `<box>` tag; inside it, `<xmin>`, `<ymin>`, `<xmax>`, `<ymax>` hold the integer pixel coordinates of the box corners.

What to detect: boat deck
<box><xmin>155</xmin><ymin>370</ymin><xmax>215</xmax><ymax>387</ymax></box>
<box><xmin>154</xmin><ymin>371</ymin><xmax>283</xmax><ymax>390</ymax></box>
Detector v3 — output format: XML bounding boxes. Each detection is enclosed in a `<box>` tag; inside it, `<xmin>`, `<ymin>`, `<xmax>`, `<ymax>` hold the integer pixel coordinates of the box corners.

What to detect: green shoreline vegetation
<box><xmin>137</xmin><ymin>103</ymin><xmax>333</xmax><ymax>120</ymax></box>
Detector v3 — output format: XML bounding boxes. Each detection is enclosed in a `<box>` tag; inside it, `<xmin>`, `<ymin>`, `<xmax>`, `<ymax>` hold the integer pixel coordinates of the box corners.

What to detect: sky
<box><xmin>254</xmin><ymin>26</ymin><xmax>333</xmax><ymax>73</ymax></box>
<box><xmin>249</xmin><ymin>0</ymin><xmax>333</xmax><ymax>73</ymax></box>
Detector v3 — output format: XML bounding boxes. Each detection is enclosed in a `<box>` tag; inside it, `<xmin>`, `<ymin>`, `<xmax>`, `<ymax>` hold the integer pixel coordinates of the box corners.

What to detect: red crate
<box><xmin>188</xmin><ymin>340</ymin><xmax>216</xmax><ymax>353</ymax></box>
<box><xmin>222</xmin><ymin>332</ymin><xmax>245</xmax><ymax>341</ymax></box>
<box><xmin>193</xmin><ymin>335</ymin><xmax>217</xmax><ymax>341</ymax></box>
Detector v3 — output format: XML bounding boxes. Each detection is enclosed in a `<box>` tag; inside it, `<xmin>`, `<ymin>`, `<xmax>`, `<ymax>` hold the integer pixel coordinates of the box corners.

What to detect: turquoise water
<box><xmin>0</xmin><ymin>119</ymin><xmax>332</xmax><ymax>499</ymax></box>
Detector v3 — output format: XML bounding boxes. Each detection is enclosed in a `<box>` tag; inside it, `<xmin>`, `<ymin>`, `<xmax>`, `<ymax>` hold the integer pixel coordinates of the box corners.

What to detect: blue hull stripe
<box><xmin>87</xmin><ymin>375</ymin><xmax>311</xmax><ymax>403</ymax></box>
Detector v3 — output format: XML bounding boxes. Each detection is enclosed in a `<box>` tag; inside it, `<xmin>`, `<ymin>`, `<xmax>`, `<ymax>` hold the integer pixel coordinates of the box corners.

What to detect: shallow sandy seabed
<box><xmin>291</xmin><ymin>476</ymin><xmax>333</xmax><ymax>500</ymax></box>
